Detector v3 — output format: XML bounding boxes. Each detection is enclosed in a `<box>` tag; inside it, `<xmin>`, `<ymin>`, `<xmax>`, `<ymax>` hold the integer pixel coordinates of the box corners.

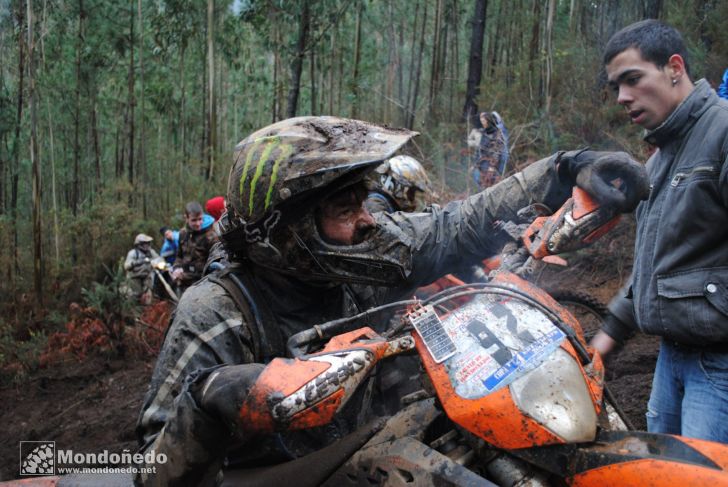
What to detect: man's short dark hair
<box><xmin>185</xmin><ymin>201</ymin><xmax>203</xmax><ymax>216</ymax></box>
<box><xmin>603</xmin><ymin>20</ymin><xmax>691</xmax><ymax>78</ymax></box>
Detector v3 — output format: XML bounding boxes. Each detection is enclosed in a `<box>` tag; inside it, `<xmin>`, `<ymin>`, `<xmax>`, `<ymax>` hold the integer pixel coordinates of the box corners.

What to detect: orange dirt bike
<box><xmin>231</xmin><ymin>188</ymin><xmax>728</xmax><ymax>486</ymax></box>
<box><xmin>7</xmin><ymin>190</ymin><xmax>728</xmax><ymax>487</ymax></box>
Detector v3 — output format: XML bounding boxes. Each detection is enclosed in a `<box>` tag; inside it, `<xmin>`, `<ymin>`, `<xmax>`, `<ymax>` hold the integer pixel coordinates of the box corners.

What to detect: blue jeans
<box><xmin>646</xmin><ymin>340</ymin><xmax>728</xmax><ymax>443</ymax></box>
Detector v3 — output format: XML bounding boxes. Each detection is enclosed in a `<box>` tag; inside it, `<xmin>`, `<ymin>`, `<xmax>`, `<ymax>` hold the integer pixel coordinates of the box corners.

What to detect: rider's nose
<box><xmin>357</xmin><ymin>208</ymin><xmax>376</xmax><ymax>229</ymax></box>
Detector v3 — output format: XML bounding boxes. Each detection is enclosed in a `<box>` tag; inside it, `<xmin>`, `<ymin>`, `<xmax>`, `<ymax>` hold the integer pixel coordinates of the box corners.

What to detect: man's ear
<box><xmin>666</xmin><ymin>54</ymin><xmax>687</xmax><ymax>80</ymax></box>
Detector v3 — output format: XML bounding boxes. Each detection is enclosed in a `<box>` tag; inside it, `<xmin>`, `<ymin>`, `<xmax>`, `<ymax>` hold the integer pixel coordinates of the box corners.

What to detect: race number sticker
<box><xmin>409</xmin><ymin>305</ymin><xmax>457</xmax><ymax>363</ymax></box>
<box><xmin>437</xmin><ymin>295</ymin><xmax>566</xmax><ymax>398</ymax></box>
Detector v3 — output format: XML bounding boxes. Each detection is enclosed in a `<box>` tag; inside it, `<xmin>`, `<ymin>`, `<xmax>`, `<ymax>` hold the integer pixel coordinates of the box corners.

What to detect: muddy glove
<box><xmin>195</xmin><ymin>364</ymin><xmax>266</xmax><ymax>433</ymax></box>
<box><xmin>557</xmin><ymin>149</ymin><xmax>650</xmax><ymax>212</ymax></box>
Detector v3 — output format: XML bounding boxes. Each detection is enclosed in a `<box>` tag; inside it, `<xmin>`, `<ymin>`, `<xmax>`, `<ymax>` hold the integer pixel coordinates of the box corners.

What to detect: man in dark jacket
<box><xmin>135</xmin><ymin>116</ymin><xmax>647</xmax><ymax>486</ymax></box>
<box><xmin>171</xmin><ymin>202</ymin><xmax>216</xmax><ymax>292</ymax></box>
<box><xmin>591</xmin><ymin>20</ymin><xmax>728</xmax><ymax>443</ymax></box>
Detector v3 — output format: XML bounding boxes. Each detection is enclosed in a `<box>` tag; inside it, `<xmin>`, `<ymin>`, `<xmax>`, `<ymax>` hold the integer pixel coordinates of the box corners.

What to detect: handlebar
<box><xmin>289</xmin><ymin>187</ymin><xmax>624</xmax><ymax>357</ymax></box>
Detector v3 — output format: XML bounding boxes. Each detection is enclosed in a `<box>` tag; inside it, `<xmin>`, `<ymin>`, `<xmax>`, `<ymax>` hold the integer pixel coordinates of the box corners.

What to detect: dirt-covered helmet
<box><xmin>373</xmin><ymin>155</ymin><xmax>431</xmax><ymax>211</ymax></box>
<box><xmin>134</xmin><ymin>233</ymin><xmax>153</xmax><ymax>245</ymax></box>
<box><xmin>218</xmin><ymin>116</ymin><xmax>417</xmax><ymax>285</ymax></box>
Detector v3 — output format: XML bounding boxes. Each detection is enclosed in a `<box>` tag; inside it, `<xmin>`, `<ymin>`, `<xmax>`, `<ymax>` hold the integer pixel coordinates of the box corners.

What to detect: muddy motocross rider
<box><xmin>135</xmin><ymin>116</ymin><xmax>648</xmax><ymax>486</ymax></box>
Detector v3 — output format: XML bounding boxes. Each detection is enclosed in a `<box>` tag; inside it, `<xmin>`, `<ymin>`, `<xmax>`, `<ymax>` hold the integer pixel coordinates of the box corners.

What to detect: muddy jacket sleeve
<box><xmin>134</xmin><ymin>280</ymin><xmax>257</xmax><ymax>487</ymax></box>
<box><xmin>382</xmin><ymin>154</ymin><xmax>572</xmax><ymax>289</ymax></box>
<box><xmin>603</xmin><ymin>279</ymin><xmax>638</xmax><ymax>343</ymax></box>
<box><xmin>124</xmin><ymin>249</ymin><xmax>141</xmax><ymax>271</ymax></box>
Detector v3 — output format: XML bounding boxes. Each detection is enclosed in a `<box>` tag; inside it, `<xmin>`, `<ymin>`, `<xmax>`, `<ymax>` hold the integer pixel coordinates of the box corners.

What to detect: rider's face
<box><xmin>317</xmin><ymin>186</ymin><xmax>376</xmax><ymax>245</ymax></box>
<box><xmin>186</xmin><ymin>212</ymin><xmax>203</xmax><ymax>232</ymax></box>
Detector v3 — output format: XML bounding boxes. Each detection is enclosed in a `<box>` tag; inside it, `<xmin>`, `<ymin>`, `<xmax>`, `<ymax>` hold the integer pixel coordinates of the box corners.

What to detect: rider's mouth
<box><xmin>629</xmin><ymin>109</ymin><xmax>645</xmax><ymax>123</ymax></box>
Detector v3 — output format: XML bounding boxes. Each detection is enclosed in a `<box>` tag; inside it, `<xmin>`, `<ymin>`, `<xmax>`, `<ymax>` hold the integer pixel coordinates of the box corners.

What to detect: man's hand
<box><xmin>171</xmin><ymin>267</ymin><xmax>184</xmax><ymax>282</ymax></box>
<box><xmin>558</xmin><ymin>150</ymin><xmax>650</xmax><ymax>212</ymax></box>
<box><xmin>590</xmin><ymin>330</ymin><xmax>619</xmax><ymax>357</ymax></box>
<box><xmin>196</xmin><ymin>364</ymin><xmax>266</xmax><ymax>433</ymax></box>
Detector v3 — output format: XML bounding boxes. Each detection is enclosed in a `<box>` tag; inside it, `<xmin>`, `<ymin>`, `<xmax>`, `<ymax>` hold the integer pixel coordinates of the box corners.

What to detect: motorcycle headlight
<box><xmin>509</xmin><ymin>347</ymin><xmax>597</xmax><ymax>443</ymax></box>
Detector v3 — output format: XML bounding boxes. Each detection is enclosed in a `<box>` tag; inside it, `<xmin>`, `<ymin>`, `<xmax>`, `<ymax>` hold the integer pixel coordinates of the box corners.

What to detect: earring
<box><xmin>672</xmin><ymin>78</ymin><xmax>678</xmax><ymax>86</ymax></box>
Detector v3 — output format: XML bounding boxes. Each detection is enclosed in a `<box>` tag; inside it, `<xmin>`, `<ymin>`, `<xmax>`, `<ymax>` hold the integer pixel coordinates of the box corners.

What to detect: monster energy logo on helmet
<box><xmin>237</xmin><ymin>137</ymin><xmax>294</xmax><ymax>217</ymax></box>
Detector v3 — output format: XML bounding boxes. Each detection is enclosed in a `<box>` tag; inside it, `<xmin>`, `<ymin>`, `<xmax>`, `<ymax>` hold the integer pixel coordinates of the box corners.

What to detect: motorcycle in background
<box><xmin>150</xmin><ymin>257</ymin><xmax>179</xmax><ymax>303</ymax></box>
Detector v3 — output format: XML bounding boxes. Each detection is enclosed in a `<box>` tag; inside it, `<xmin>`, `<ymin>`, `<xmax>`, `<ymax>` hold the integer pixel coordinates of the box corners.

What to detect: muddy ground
<box><xmin>0</xmin><ymin>219</ymin><xmax>659</xmax><ymax>480</ymax></box>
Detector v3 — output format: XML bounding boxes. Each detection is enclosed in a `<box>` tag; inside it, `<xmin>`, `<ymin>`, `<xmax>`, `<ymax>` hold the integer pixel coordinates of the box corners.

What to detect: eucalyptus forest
<box><xmin>1</xmin><ymin>0</ymin><xmax>727</xmax><ymax>382</ymax></box>
<box><xmin>2</xmin><ymin>0</ymin><xmax>728</xmax><ymax>481</ymax></box>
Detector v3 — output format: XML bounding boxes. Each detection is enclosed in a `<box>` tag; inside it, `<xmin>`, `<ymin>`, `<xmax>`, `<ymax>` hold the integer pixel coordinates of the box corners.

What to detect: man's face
<box><xmin>606</xmin><ymin>47</ymin><xmax>682</xmax><ymax>130</ymax></box>
<box><xmin>317</xmin><ymin>186</ymin><xmax>376</xmax><ymax>245</ymax></box>
<box><xmin>164</xmin><ymin>230</ymin><xmax>174</xmax><ymax>241</ymax></box>
<box><xmin>479</xmin><ymin>113</ymin><xmax>489</xmax><ymax>128</ymax></box>
<box><xmin>186</xmin><ymin>212</ymin><xmax>203</xmax><ymax>232</ymax></box>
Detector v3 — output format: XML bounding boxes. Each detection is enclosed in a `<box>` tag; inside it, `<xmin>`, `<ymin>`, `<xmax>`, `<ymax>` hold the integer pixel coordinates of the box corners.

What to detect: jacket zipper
<box><xmin>670</xmin><ymin>165</ymin><xmax>716</xmax><ymax>186</ymax></box>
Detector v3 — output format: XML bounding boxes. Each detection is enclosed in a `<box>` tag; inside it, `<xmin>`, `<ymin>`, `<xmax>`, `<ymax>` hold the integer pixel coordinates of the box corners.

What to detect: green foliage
<box><xmin>0</xmin><ymin>322</ymin><xmax>48</xmax><ymax>385</ymax></box>
<box><xmin>1</xmin><ymin>0</ymin><xmax>728</xmax><ymax>333</ymax></box>
<box><xmin>80</xmin><ymin>264</ymin><xmax>138</xmax><ymax>326</ymax></box>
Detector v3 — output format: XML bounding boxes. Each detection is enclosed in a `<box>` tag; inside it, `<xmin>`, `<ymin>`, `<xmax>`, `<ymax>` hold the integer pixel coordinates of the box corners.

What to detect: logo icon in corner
<box><xmin>20</xmin><ymin>441</ymin><xmax>55</xmax><ymax>476</ymax></box>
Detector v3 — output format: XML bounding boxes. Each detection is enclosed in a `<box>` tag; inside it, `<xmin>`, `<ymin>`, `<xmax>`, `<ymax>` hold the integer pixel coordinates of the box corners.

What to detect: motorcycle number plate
<box><xmin>409</xmin><ymin>305</ymin><xmax>457</xmax><ymax>363</ymax></box>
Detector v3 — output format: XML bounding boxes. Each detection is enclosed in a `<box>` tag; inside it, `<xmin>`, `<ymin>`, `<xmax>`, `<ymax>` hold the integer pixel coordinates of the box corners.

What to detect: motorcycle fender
<box><xmin>568</xmin><ymin>432</ymin><xmax>728</xmax><ymax>486</ymax></box>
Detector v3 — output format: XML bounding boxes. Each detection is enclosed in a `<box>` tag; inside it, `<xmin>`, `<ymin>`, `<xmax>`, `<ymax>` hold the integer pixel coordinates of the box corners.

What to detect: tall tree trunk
<box><xmin>403</xmin><ymin>3</ymin><xmax>419</xmax><ymax>124</ymax></box>
<box><xmin>642</xmin><ymin>0</ymin><xmax>662</xmax><ymax>19</ymax></box>
<box><xmin>384</xmin><ymin>0</ymin><xmax>396</xmax><ymax>123</ymax></box>
<box><xmin>46</xmin><ymin>99</ymin><xmax>60</xmax><ymax>270</ymax></box>
<box><xmin>206</xmin><ymin>0</ymin><xmax>216</xmax><ymax>180</ymax></box>
<box><xmin>73</xmin><ymin>0</ymin><xmax>83</xmax><ymax>219</ymax></box>
<box><xmin>91</xmin><ymin>98</ymin><xmax>101</xmax><ymax>195</ymax></box>
<box><xmin>286</xmin><ymin>0</ymin><xmax>310</xmax><ymax>118</ymax></box>
<box><xmin>397</xmin><ymin>17</ymin><xmax>405</xmax><ymax>125</ymax></box>
<box><xmin>328</xmin><ymin>25</ymin><xmax>335</xmax><ymax>115</ymax></box>
<box><xmin>126</xmin><ymin>0</ymin><xmax>135</xmax><ymax>193</ymax></box>
<box><xmin>449</xmin><ymin>0</ymin><xmax>460</xmax><ymax>122</ymax></box>
<box><xmin>28</xmin><ymin>0</ymin><xmax>43</xmax><ymax>306</ymax></box>
<box><xmin>272</xmin><ymin>44</ymin><xmax>279</xmax><ymax>122</ymax></box>
<box><xmin>310</xmin><ymin>40</ymin><xmax>316</xmax><ymax>115</ymax></box>
<box><xmin>462</xmin><ymin>0</ymin><xmax>488</xmax><ymax>121</ymax></box>
<box><xmin>138</xmin><ymin>0</ymin><xmax>147</xmax><ymax>214</ymax></box>
<box><xmin>544</xmin><ymin>0</ymin><xmax>556</xmax><ymax>114</ymax></box>
<box><xmin>12</xmin><ymin>1</ymin><xmax>25</xmax><ymax>283</ymax></box>
<box><xmin>350</xmin><ymin>0</ymin><xmax>363</xmax><ymax>118</ymax></box>
<box><xmin>115</xmin><ymin>125</ymin><xmax>121</xmax><ymax>178</ymax></box>
<box><xmin>529</xmin><ymin>0</ymin><xmax>542</xmax><ymax>103</ymax></box>
<box><xmin>406</xmin><ymin>1</ymin><xmax>427</xmax><ymax>129</ymax></box>
<box><xmin>427</xmin><ymin>0</ymin><xmax>443</xmax><ymax>118</ymax></box>
<box><xmin>488</xmin><ymin>0</ymin><xmax>505</xmax><ymax>77</ymax></box>
<box><xmin>179</xmin><ymin>44</ymin><xmax>187</xmax><ymax>172</ymax></box>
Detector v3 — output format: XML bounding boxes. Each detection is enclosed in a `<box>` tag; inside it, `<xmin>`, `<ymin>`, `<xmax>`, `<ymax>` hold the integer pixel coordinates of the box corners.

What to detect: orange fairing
<box><xmin>417</xmin><ymin>271</ymin><xmax>604</xmax><ymax>449</ymax></box>
<box><xmin>679</xmin><ymin>437</ymin><xmax>728</xmax><ymax>470</ymax></box>
<box><xmin>415</xmin><ymin>331</ymin><xmax>562</xmax><ymax>449</ymax></box>
<box><xmin>239</xmin><ymin>327</ymin><xmax>407</xmax><ymax>434</ymax></box>
<box><xmin>570</xmin><ymin>459</ymin><xmax>728</xmax><ymax>486</ymax></box>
